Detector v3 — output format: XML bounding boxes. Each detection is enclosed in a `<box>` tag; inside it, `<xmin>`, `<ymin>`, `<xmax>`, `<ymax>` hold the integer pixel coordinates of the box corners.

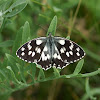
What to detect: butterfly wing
<box><xmin>37</xmin><ymin>42</ymin><xmax>52</xmax><ymax>70</ymax></box>
<box><xmin>53</xmin><ymin>37</ymin><xmax>85</xmax><ymax>68</ymax></box>
<box><xmin>16</xmin><ymin>37</ymin><xmax>46</xmax><ymax>63</ymax></box>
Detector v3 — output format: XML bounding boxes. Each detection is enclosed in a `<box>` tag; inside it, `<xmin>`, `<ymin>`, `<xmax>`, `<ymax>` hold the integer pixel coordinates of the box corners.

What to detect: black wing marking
<box><xmin>37</xmin><ymin>43</ymin><xmax>52</xmax><ymax>70</ymax></box>
<box><xmin>16</xmin><ymin>37</ymin><xmax>46</xmax><ymax>63</ymax></box>
<box><xmin>54</xmin><ymin>37</ymin><xmax>85</xmax><ymax>66</ymax></box>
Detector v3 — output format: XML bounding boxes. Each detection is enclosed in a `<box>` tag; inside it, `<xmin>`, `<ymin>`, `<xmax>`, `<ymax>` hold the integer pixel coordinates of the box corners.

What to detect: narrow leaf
<box><xmin>53</xmin><ymin>67</ymin><xmax>60</xmax><ymax>77</ymax></box>
<box><xmin>0</xmin><ymin>0</ymin><xmax>12</xmax><ymax>11</ymax></box>
<box><xmin>16</xmin><ymin>63</ymin><xmax>26</xmax><ymax>83</ymax></box>
<box><xmin>0</xmin><ymin>40</ymin><xmax>13</xmax><ymax>47</ymax></box>
<box><xmin>4</xmin><ymin>0</ymin><xmax>27</xmax><ymax>17</ymax></box>
<box><xmin>85</xmin><ymin>78</ymin><xmax>96</xmax><ymax>100</ymax></box>
<box><xmin>6</xmin><ymin>53</ymin><xmax>18</xmax><ymax>74</ymax></box>
<box><xmin>30</xmin><ymin>64</ymin><xmax>36</xmax><ymax>82</ymax></box>
<box><xmin>38</xmin><ymin>67</ymin><xmax>45</xmax><ymax>81</ymax></box>
<box><xmin>12</xmin><ymin>27</ymin><xmax>23</xmax><ymax>56</ymax></box>
<box><xmin>5</xmin><ymin>3</ymin><xmax>27</xmax><ymax>17</ymax></box>
<box><xmin>6</xmin><ymin>66</ymin><xmax>21</xmax><ymax>84</ymax></box>
<box><xmin>47</xmin><ymin>16</ymin><xmax>57</xmax><ymax>36</ymax></box>
<box><xmin>73</xmin><ymin>59</ymin><xmax>84</xmax><ymax>75</ymax></box>
<box><xmin>22</xmin><ymin>21</ymin><xmax>30</xmax><ymax>44</ymax></box>
<box><xmin>0</xmin><ymin>69</ymin><xmax>10</xmax><ymax>83</ymax></box>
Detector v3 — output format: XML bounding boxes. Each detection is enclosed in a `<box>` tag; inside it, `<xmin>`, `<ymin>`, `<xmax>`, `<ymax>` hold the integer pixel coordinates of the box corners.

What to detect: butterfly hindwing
<box><xmin>16</xmin><ymin>37</ymin><xmax>46</xmax><ymax>63</ymax></box>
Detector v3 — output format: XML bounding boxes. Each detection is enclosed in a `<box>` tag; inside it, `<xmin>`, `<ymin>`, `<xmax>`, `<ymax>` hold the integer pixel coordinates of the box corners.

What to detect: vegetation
<box><xmin>0</xmin><ymin>0</ymin><xmax>100</xmax><ymax>100</ymax></box>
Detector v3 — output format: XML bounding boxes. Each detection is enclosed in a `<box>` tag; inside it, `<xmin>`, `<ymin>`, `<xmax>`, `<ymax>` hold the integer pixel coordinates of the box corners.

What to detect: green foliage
<box><xmin>0</xmin><ymin>0</ymin><xmax>100</xmax><ymax>100</ymax></box>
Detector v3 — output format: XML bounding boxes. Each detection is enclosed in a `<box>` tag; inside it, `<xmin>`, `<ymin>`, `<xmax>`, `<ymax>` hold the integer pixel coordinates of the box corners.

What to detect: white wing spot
<box><xmin>60</xmin><ymin>47</ymin><xmax>66</xmax><ymax>53</ymax></box>
<box><xmin>35</xmin><ymin>47</ymin><xmax>41</xmax><ymax>53</ymax></box>
<box><xmin>69</xmin><ymin>51</ymin><xmax>73</xmax><ymax>55</ymax></box>
<box><xmin>28</xmin><ymin>61</ymin><xmax>31</xmax><ymax>63</ymax></box>
<box><xmin>57</xmin><ymin>55</ymin><xmax>61</xmax><ymax>60</ymax></box>
<box><xmin>35</xmin><ymin>47</ymin><xmax>38</xmax><ymax>51</ymax></box>
<box><xmin>60</xmin><ymin>48</ymin><xmax>64</xmax><ymax>53</ymax></box>
<box><xmin>66</xmin><ymin>52</ymin><xmax>70</xmax><ymax>57</ymax></box>
<box><xmin>44</xmin><ymin>46</ymin><xmax>48</xmax><ymax>51</ymax></box>
<box><xmin>44</xmin><ymin>56</ymin><xmax>47</xmax><ymax>61</ymax></box>
<box><xmin>36</xmin><ymin>40</ymin><xmax>42</xmax><ymax>45</ymax></box>
<box><xmin>27</xmin><ymin>44</ymin><xmax>32</xmax><ymax>50</ymax></box>
<box><xmin>41</xmin><ymin>52</ymin><xmax>45</xmax><ymax>61</ymax></box>
<box><xmin>32</xmin><ymin>51</ymin><xmax>35</xmax><ymax>57</ymax></box>
<box><xmin>34</xmin><ymin>59</ymin><xmax>37</xmax><ymax>62</ymax></box>
<box><xmin>57</xmin><ymin>66</ymin><xmax>61</xmax><ymax>69</ymax></box>
<box><xmin>59</xmin><ymin>40</ymin><xmax>65</xmax><ymax>45</ymax></box>
<box><xmin>21</xmin><ymin>47</ymin><xmax>25</xmax><ymax>51</ymax></box>
<box><xmin>47</xmin><ymin>54</ymin><xmax>50</xmax><ymax>59</ymax></box>
<box><xmin>21</xmin><ymin>52</ymin><xmax>25</xmax><ymax>56</ymax></box>
<box><xmin>76</xmin><ymin>47</ymin><xmax>80</xmax><ymax>52</ymax></box>
<box><xmin>69</xmin><ymin>42</ymin><xmax>74</xmax><ymax>50</ymax></box>
<box><xmin>76</xmin><ymin>52</ymin><xmax>80</xmax><ymax>56</ymax></box>
<box><xmin>28</xmin><ymin>51</ymin><xmax>32</xmax><ymax>55</ymax></box>
<box><xmin>37</xmin><ymin>48</ymin><xmax>41</xmax><ymax>53</ymax></box>
<box><xmin>64</xmin><ymin>60</ymin><xmax>68</xmax><ymax>63</ymax></box>
<box><xmin>53</xmin><ymin>53</ymin><xmax>57</xmax><ymax>59</ymax></box>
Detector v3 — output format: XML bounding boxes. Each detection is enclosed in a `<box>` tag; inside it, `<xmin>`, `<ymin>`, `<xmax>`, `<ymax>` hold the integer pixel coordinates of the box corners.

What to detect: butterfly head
<box><xmin>48</xmin><ymin>32</ymin><xmax>53</xmax><ymax>37</ymax></box>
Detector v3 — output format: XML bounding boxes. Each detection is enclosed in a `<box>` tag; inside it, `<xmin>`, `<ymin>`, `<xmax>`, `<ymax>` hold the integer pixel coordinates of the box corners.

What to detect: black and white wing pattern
<box><xmin>16</xmin><ymin>37</ymin><xmax>46</xmax><ymax>63</ymax></box>
<box><xmin>53</xmin><ymin>37</ymin><xmax>85</xmax><ymax>69</ymax></box>
<box><xmin>16</xmin><ymin>34</ymin><xmax>85</xmax><ymax>70</ymax></box>
<box><xmin>37</xmin><ymin>43</ymin><xmax>52</xmax><ymax>70</ymax></box>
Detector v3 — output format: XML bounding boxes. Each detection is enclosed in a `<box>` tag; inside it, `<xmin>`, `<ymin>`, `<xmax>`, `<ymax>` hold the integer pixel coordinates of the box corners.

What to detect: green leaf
<box><xmin>16</xmin><ymin>63</ymin><xmax>26</xmax><ymax>83</ymax></box>
<box><xmin>66</xmin><ymin>36</ymin><xmax>70</xmax><ymax>40</ymax></box>
<box><xmin>5</xmin><ymin>4</ymin><xmax>27</xmax><ymax>17</ymax></box>
<box><xmin>85</xmin><ymin>78</ymin><xmax>96</xmax><ymax>100</ymax></box>
<box><xmin>30</xmin><ymin>64</ymin><xmax>36</xmax><ymax>83</ymax></box>
<box><xmin>82</xmin><ymin>88</ymin><xmax>100</xmax><ymax>100</ymax></box>
<box><xmin>38</xmin><ymin>67</ymin><xmax>45</xmax><ymax>81</ymax></box>
<box><xmin>4</xmin><ymin>0</ymin><xmax>27</xmax><ymax>17</ymax></box>
<box><xmin>22</xmin><ymin>21</ymin><xmax>30</xmax><ymax>44</ymax></box>
<box><xmin>47</xmin><ymin>16</ymin><xmax>57</xmax><ymax>36</ymax></box>
<box><xmin>53</xmin><ymin>67</ymin><xmax>60</xmax><ymax>77</ymax></box>
<box><xmin>0</xmin><ymin>0</ymin><xmax>12</xmax><ymax>11</ymax></box>
<box><xmin>73</xmin><ymin>59</ymin><xmax>84</xmax><ymax>75</ymax></box>
<box><xmin>0</xmin><ymin>40</ymin><xmax>13</xmax><ymax>47</ymax></box>
<box><xmin>0</xmin><ymin>69</ymin><xmax>10</xmax><ymax>84</ymax></box>
<box><xmin>6</xmin><ymin>66</ymin><xmax>21</xmax><ymax>84</ymax></box>
<box><xmin>0</xmin><ymin>16</ymin><xmax>4</xmax><ymax>29</ymax></box>
<box><xmin>6</xmin><ymin>53</ymin><xmax>18</xmax><ymax>74</ymax></box>
<box><xmin>12</xmin><ymin>27</ymin><xmax>23</xmax><ymax>56</ymax></box>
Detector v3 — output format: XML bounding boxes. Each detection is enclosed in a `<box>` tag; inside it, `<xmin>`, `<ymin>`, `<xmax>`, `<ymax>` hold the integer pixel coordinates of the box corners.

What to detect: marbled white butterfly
<box><xmin>16</xmin><ymin>33</ymin><xmax>85</xmax><ymax>70</ymax></box>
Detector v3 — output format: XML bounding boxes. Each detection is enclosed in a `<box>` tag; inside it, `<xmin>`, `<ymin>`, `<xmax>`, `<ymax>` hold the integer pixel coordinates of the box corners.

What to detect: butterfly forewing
<box><xmin>54</xmin><ymin>37</ymin><xmax>85</xmax><ymax>66</ymax></box>
<box><xmin>16</xmin><ymin>37</ymin><xmax>46</xmax><ymax>63</ymax></box>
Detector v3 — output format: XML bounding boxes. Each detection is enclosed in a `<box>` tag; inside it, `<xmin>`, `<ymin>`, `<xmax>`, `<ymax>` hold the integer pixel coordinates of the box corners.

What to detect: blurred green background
<box><xmin>0</xmin><ymin>0</ymin><xmax>100</xmax><ymax>100</ymax></box>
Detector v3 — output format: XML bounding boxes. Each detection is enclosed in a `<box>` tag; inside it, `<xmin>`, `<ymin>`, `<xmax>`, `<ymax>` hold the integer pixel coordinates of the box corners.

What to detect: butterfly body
<box><xmin>16</xmin><ymin>33</ymin><xmax>85</xmax><ymax>70</ymax></box>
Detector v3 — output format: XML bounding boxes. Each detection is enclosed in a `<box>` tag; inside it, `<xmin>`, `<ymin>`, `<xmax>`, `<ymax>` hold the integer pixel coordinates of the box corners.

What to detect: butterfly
<box><xmin>16</xmin><ymin>33</ymin><xmax>85</xmax><ymax>70</ymax></box>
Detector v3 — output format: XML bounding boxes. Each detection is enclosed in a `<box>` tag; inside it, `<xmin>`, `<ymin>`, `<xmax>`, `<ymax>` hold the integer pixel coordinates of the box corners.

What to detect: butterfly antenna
<box><xmin>35</xmin><ymin>23</ymin><xmax>47</xmax><ymax>32</ymax></box>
